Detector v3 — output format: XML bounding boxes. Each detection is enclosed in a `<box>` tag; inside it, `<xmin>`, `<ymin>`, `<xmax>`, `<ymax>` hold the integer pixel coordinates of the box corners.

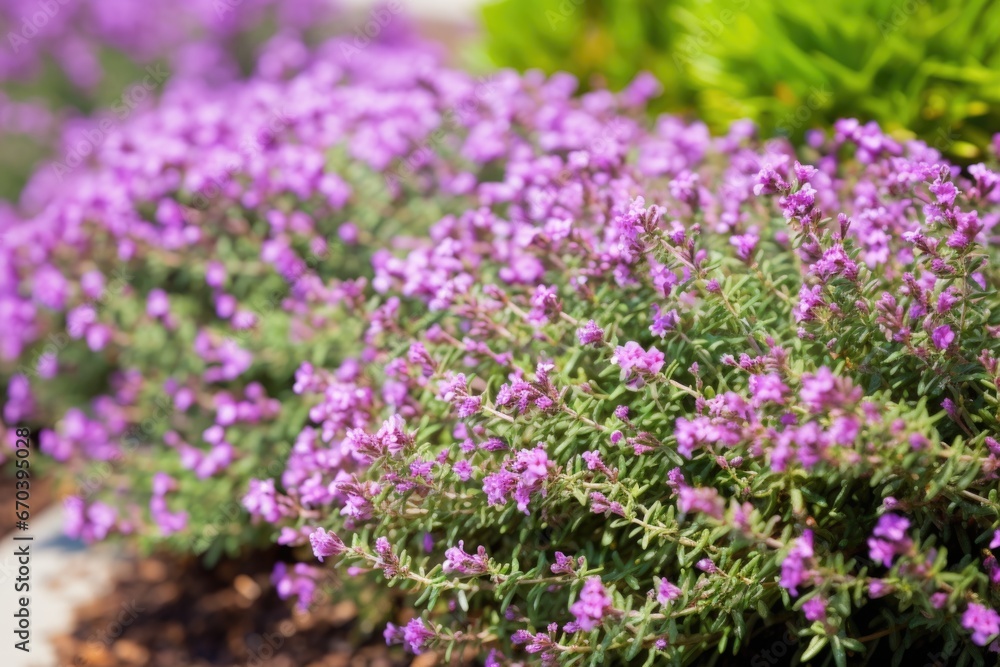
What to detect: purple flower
<box><xmin>748</xmin><ymin>373</ymin><xmax>787</xmax><ymax>405</ymax></box>
<box><xmin>799</xmin><ymin>367</ymin><xmax>860</xmax><ymax>412</ymax></box>
<box><xmin>482</xmin><ymin>469</ymin><xmax>518</xmax><ymax>507</ymax></box>
<box><xmin>64</xmin><ymin>497</ymin><xmax>117</xmax><ymax>543</ymax></box>
<box><xmin>576</xmin><ymin>320</ymin><xmax>604</xmax><ymax>345</ymax></box>
<box><xmin>649</xmin><ymin>304</ymin><xmax>679</xmax><ymax>337</ymax></box>
<box><xmin>272</xmin><ymin>562</ymin><xmax>320</xmax><ymax>612</ymax></box>
<box><xmin>753</xmin><ymin>165</ymin><xmax>790</xmax><ymax>196</ymax></box>
<box><xmin>146</xmin><ymin>289</ymin><xmax>170</xmax><ymax>318</ymax></box>
<box><xmin>611</xmin><ymin>341</ymin><xmax>665</xmax><ymax>389</ymax></box>
<box><xmin>962</xmin><ymin>603</ymin><xmax>1000</xmax><ymax>646</ymax></box>
<box><xmin>590</xmin><ymin>492</ymin><xmax>625</xmax><ymax>516</ymax></box>
<box><xmin>242</xmin><ymin>479</ymin><xmax>287</xmax><ymax>523</ymax></box>
<box><xmin>677</xmin><ymin>485</ymin><xmax>724</xmax><ymax>520</ymax></box>
<box><xmin>729</xmin><ymin>232</ymin><xmax>759</xmax><ymax>261</ymax></box>
<box><xmin>205</xmin><ymin>261</ymin><xmax>226</xmax><ymax>288</ymax></box>
<box><xmin>401</xmin><ymin>618</ymin><xmax>434</xmax><ymax>654</ymax></box>
<box><xmin>309</xmin><ymin>527</ymin><xmax>346</xmax><ymax>562</ymax></box>
<box><xmin>656</xmin><ymin>578</ymin><xmax>682</xmax><ymax>605</ymax></box>
<box><xmin>867</xmin><ymin>514</ymin><xmax>912</xmax><ymax>567</ymax></box>
<box><xmin>457</xmin><ymin>396</ymin><xmax>482</xmax><ymax>418</ymax></box>
<box><xmin>480</xmin><ymin>445</ymin><xmax>553</xmax><ymax>513</ymax></box>
<box><xmin>3</xmin><ymin>374</ymin><xmax>35</xmax><ymax>423</ymax></box>
<box><xmin>550</xmin><ymin>551</ymin><xmax>580</xmax><ymax>575</ymax></box>
<box><xmin>32</xmin><ymin>265</ymin><xmax>68</xmax><ymax>310</ymax></box>
<box><xmin>442</xmin><ymin>541</ymin><xmax>490</xmax><ymax>576</ymax></box>
<box><xmin>453</xmin><ymin>460</ymin><xmax>473</xmax><ymax>481</ymax></box>
<box><xmin>570</xmin><ymin>577</ymin><xmax>614</xmax><ymax>632</ymax></box>
<box><xmin>802</xmin><ymin>597</ymin><xmax>827</xmax><ymax>622</ymax></box>
<box><xmin>931</xmin><ymin>324</ymin><xmax>955</xmax><ymax>350</ymax></box>
<box><xmin>384</xmin><ymin>622</ymin><xmax>404</xmax><ymax>646</ymax></box>
<box><xmin>696</xmin><ymin>559</ymin><xmax>718</xmax><ymax>574</ymax></box>
<box><xmin>581</xmin><ymin>450</ymin><xmax>608</xmax><ymax>473</ymax></box>
<box><xmin>780</xmin><ymin>530</ymin><xmax>814</xmax><ymax>596</ymax></box>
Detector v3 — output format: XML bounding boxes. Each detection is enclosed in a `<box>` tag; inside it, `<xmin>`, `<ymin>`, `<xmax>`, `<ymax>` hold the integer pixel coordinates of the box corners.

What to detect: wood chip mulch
<box><xmin>52</xmin><ymin>548</ymin><xmax>430</xmax><ymax>667</ymax></box>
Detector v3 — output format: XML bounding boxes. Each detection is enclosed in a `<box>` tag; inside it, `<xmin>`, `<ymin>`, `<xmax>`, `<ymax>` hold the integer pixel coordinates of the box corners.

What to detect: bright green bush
<box><xmin>480</xmin><ymin>0</ymin><xmax>1000</xmax><ymax>160</ymax></box>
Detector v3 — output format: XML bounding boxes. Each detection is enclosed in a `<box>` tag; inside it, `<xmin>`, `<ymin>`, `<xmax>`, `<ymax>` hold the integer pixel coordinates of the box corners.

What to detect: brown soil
<box><xmin>52</xmin><ymin>549</ymin><xmax>428</xmax><ymax>667</ymax></box>
<box><xmin>0</xmin><ymin>470</ymin><xmax>53</xmax><ymax>540</ymax></box>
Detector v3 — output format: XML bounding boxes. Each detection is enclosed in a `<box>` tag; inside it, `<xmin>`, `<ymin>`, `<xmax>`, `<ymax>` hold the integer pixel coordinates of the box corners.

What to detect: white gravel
<box><xmin>0</xmin><ymin>504</ymin><xmax>120</xmax><ymax>667</ymax></box>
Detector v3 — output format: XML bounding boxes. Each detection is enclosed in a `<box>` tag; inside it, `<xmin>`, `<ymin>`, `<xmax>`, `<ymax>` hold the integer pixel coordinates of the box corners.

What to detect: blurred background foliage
<box><xmin>479</xmin><ymin>0</ymin><xmax>1000</xmax><ymax>161</ymax></box>
<box><xmin>0</xmin><ymin>1</ymin><xmax>336</xmax><ymax>203</ymax></box>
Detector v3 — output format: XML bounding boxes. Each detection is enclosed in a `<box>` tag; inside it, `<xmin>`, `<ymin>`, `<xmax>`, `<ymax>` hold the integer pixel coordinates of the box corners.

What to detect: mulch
<box><xmin>52</xmin><ymin>549</ymin><xmax>426</xmax><ymax>667</ymax></box>
<box><xmin>0</xmin><ymin>470</ymin><xmax>52</xmax><ymax>541</ymax></box>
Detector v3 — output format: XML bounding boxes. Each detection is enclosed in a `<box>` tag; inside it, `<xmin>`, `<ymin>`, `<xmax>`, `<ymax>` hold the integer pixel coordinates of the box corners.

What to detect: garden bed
<box><xmin>54</xmin><ymin>550</ymin><xmax>418</xmax><ymax>667</ymax></box>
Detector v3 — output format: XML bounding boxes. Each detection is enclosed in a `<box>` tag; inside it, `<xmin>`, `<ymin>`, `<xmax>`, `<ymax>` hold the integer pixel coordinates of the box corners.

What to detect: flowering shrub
<box><xmin>0</xmin><ymin>0</ymin><xmax>345</xmax><ymax>199</ymax></box>
<box><xmin>0</xmin><ymin>0</ymin><xmax>338</xmax><ymax>87</ymax></box>
<box><xmin>1</xmin><ymin>31</ymin><xmax>492</xmax><ymax>558</ymax></box>
<box><xmin>4</xmin><ymin>31</ymin><xmax>1000</xmax><ymax>666</ymax></box>
<box><xmin>277</xmin><ymin>116</ymin><xmax>1000</xmax><ymax>663</ymax></box>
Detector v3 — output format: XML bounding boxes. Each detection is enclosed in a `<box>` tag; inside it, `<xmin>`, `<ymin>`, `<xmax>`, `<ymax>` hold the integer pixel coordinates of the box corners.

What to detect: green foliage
<box><xmin>479</xmin><ymin>0</ymin><xmax>1000</xmax><ymax>160</ymax></box>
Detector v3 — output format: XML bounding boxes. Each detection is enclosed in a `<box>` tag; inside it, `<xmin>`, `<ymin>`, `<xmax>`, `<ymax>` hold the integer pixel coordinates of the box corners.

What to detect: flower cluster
<box><xmin>3</xmin><ymin>23</ymin><xmax>1000</xmax><ymax>665</ymax></box>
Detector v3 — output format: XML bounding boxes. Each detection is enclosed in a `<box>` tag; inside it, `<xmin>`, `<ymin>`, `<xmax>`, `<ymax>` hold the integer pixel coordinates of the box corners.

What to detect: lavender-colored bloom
<box><xmin>696</xmin><ymin>558</ymin><xmax>718</xmax><ymax>574</ymax></box>
<box><xmin>402</xmin><ymin>618</ymin><xmax>434</xmax><ymax>654</ymax></box>
<box><xmin>457</xmin><ymin>396</ymin><xmax>482</xmax><ymax>418</ymax></box>
<box><xmin>570</xmin><ymin>577</ymin><xmax>614</xmax><ymax>632</ymax></box>
<box><xmin>309</xmin><ymin>527</ymin><xmax>346</xmax><ymax>562</ymax></box>
<box><xmin>802</xmin><ymin>597</ymin><xmax>827</xmax><ymax>622</ymax></box>
<box><xmin>3</xmin><ymin>374</ymin><xmax>35</xmax><ymax>423</ymax></box>
<box><xmin>780</xmin><ymin>530</ymin><xmax>814</xmax><ymax>596</ymax></box>
<box><xmin>482</xmin><ymin>445</ymin><xmax>552</xmax><ymax>514</ymax></box>
<box><xmin>867</xmin><ymin>514</ymin><xmax>912</xmax><ymax>567</ymax></box>
<box><xmin>205</xmin><ymin>261</ymin><xmax>227</xmax><ymax>288</ymax></box>
<box><xmin>550</xmin><ymin>551</ymin><xmax>580</xmax><ymax>575</ymax></box>
<box><xmin>590</xmin><ymin>492</ymin><xmax>625</xmax><ymax>516</ymax></box>
<box><xmin>748</xmin><ymin>373</ymin><xmax>787</xmax><ymax>405</ymax></box>
<box><xmin>272</xmin><ymin>562</ymin><xmax>320</xmax><ymax>612</ymax></box>
<box><xmin>799</xmin><ymin>367</ymin><xmax>860</xmax><ymax>412</ymax></box>
<box><xmin>649</xmin><ymin>304</ymin><xmax>679</xmax><ymax>337</ymax></box>
<box><xmin>146</xmin><ymin>289</ymin><xmax>170</xmax><ymax>318</ymax></box>
<box><xmin>963</xmin><ymin>603</ymin><xmax>1000</xmax><ymax>646</ymax></box>
<box><xmin>453</xmin><ymin>460</ymin><xmax>473</xmax><ymax>481</ymax></box>
<box><xmin>753</xmin><ymin>165</ymin><xmax>790</xmax><ymax>196</ymax></box>
<box><xmin>677</xmin><ymin>485</ymin><xmax>725</xmax><ymax>520</ymax></box>
<box><xmin>482</xmin><ymin>469</ymin><xmax>518</xmax><ymax>507</ymax></box>
<box><xmin>242</xmin><ymin>479</ymin><xmax>286</xmax><ymax>523</ymax></box>
<box><xmin>931</xmin><ymin>324</ymin><xmax>955</xmax><ymax>350</ymax></box>
<box><xmin>443</xmin><ymin>541</ymin><xmax>490</xmax><ymax>576</ymax></box>
<box><xmin>729</xmin><ymin>232</ymin><xmax>759</xmax><ymax>261</ymax></box>
<box><xmin>656</xmin><ymin>578</ymin><xmax>682</xmax><ymax>605</ymax></box>
<box><xmin>581</xmin><ymin>450</ymin><xmax>604</xmax><ymax>471</ymax></box>
<box><xmin>611</xmin><ymin>341</ymin><xmax>665</xmax><ymax>389</ymax></box>
<box><xmin>32</xmin><ymin>265</ymin><xmax>68</xmax><ymax>310</ymax></box>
